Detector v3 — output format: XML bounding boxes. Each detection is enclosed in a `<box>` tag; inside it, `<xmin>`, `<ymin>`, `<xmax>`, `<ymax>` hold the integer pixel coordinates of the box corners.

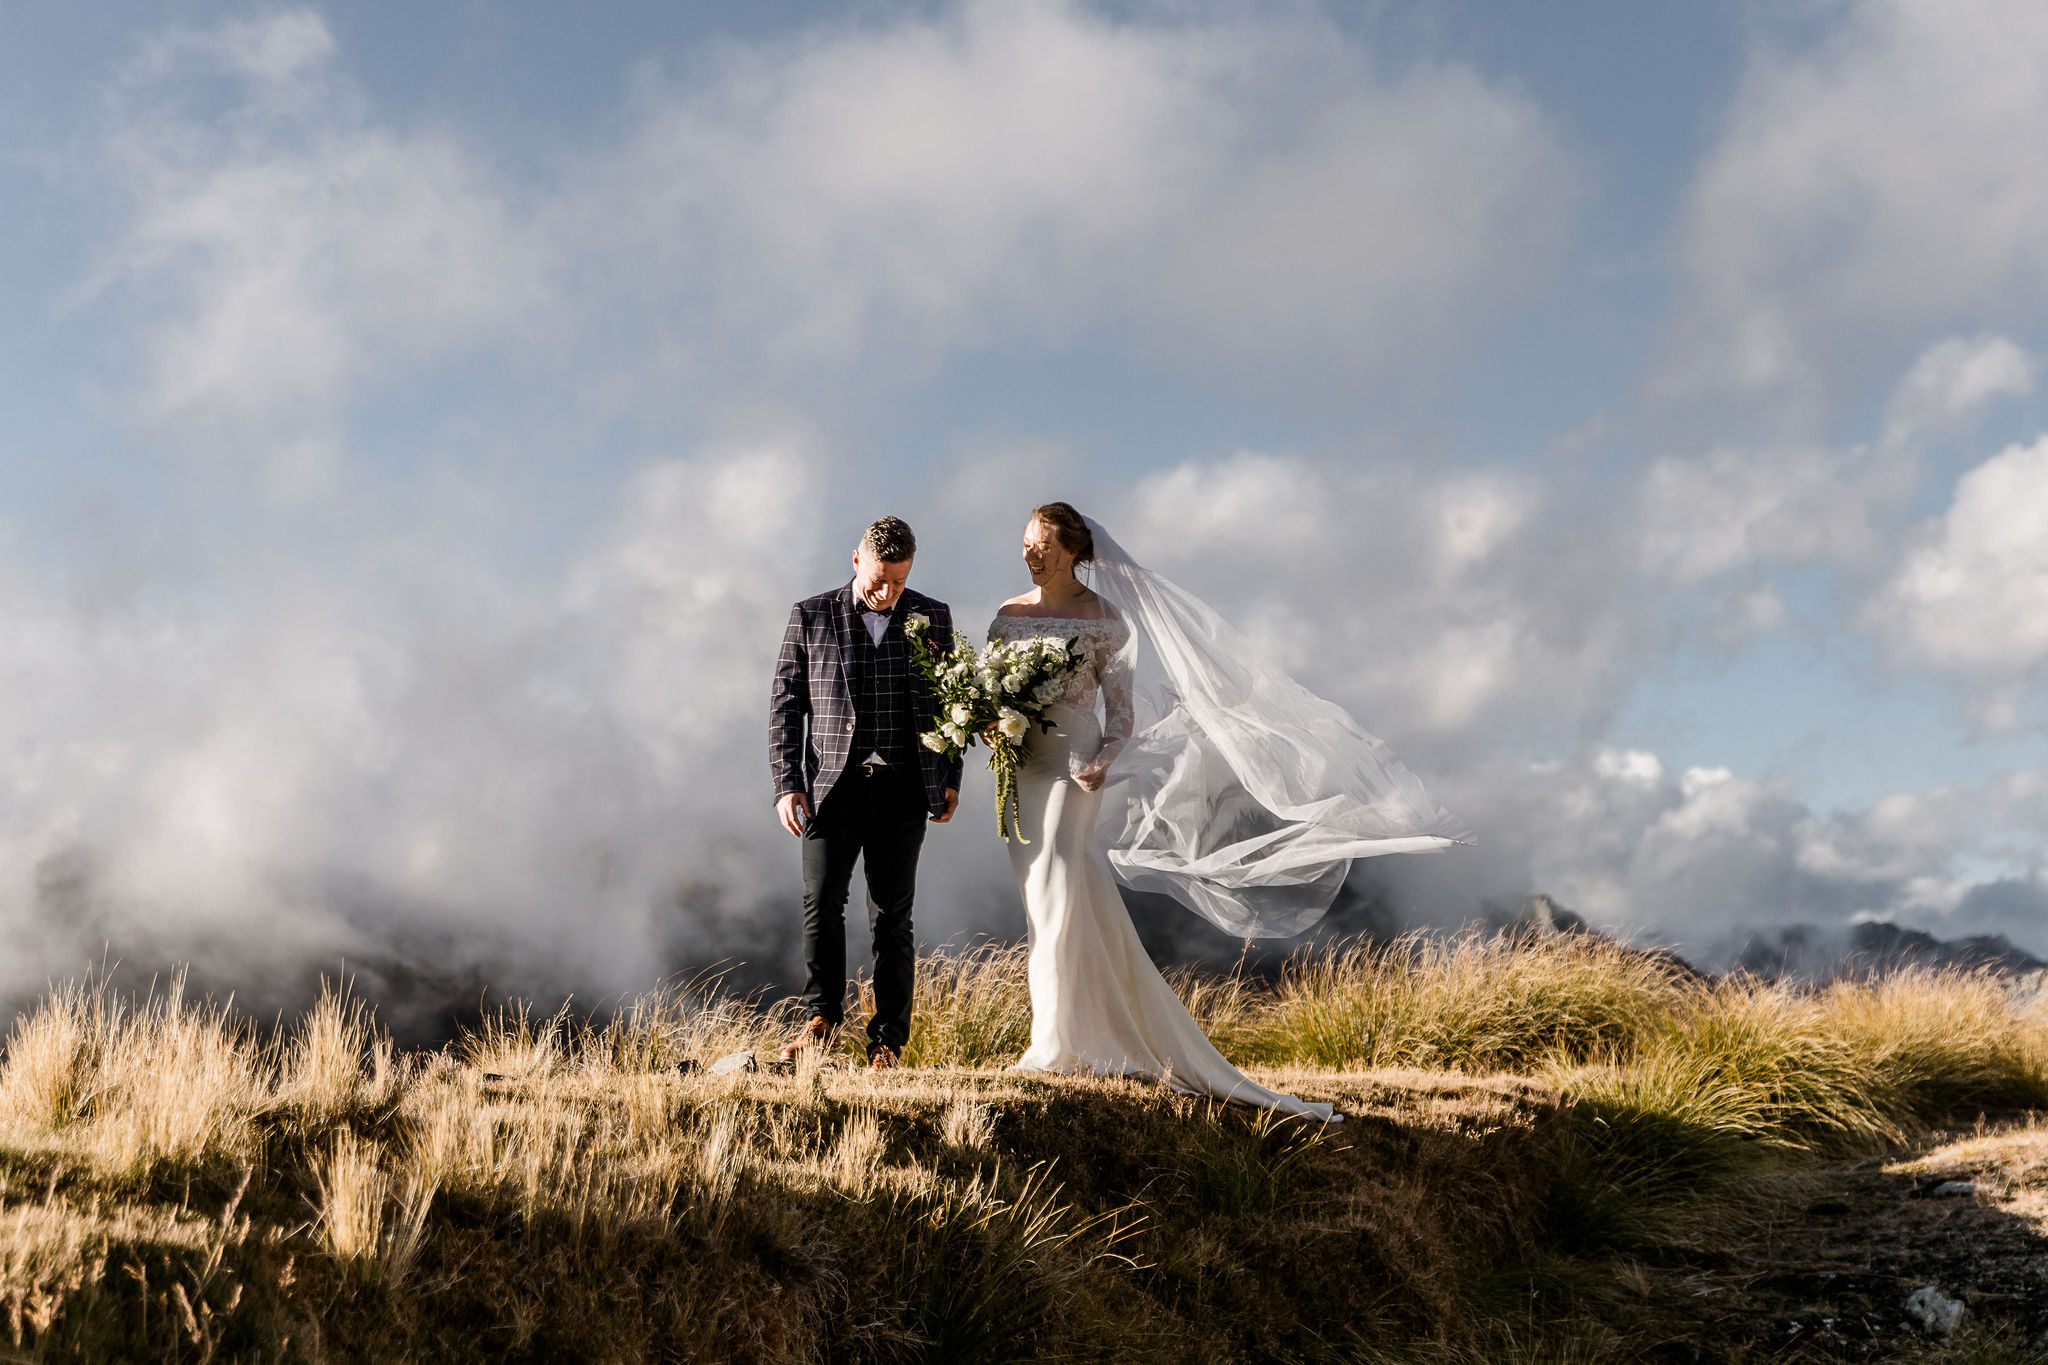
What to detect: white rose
<box><xmin>997</xmin><ymin>708</ymin><xmax>1027</xmax><ymax>742</ymax></box>
<box><xmin>1004</xmin><ymin>675</ymin><xmax>1023</xmax><ymax>694</ymax></box>
<box><xmin>920</xmin><ymin>730</ymin><xmax>948</xmax><ymax>752</ymax></box>
<box><xmin>904</xmin><ymin>611</ymin><xmax>930</xmax><ymax>635</ymax></box>
<box><xmin>951</xmin><ymin>704</ymin><xmax>971</xmax><ymax>725</ymax></box>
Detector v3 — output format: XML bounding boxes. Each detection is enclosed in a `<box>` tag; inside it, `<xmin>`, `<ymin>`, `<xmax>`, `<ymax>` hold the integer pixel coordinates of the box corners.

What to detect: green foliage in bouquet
<box><xmin>904</xmin><ymin>612</ymin><xmax>1081</xmax><ymax>842</ymax></box>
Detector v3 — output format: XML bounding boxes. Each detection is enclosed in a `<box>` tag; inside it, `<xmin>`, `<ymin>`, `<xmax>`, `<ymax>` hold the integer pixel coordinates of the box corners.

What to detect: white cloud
<box><xmin>566</xmin><ymin>441</ymin><xmax>824</xmax><ymax>768</ymax></box>
<box><xmin>96</xmin><ymin>12</ymin><xmax>543</xmax><ymax>491</ymax></box>
<box><xmin>1704</xmin><ymin>581</ymin><xmax>1791</xmax><ymax>645</ymax></box>
<box><xmin>1883</xmin><ymin>334</ymin><xmax>2038</xmax><ymax>444</ymax></box>
<box><xmin>1671</xmin><ymin>0</ymin><xmax>2048</xmax><ymax>404</ymax></box>
<box><xmin>1092</xmin><ymin>454</ymin><xmax>2048</xmax><ymax>955</ymax></box>
<box><xmin>1114</xmin><ymin>450</ymin><xmax>1631</xmax><ymax>753</ymax></box>
<box><xmin>1633</xmin><ymin>334</ymin><xmax>2033</xmax><ymax>592</ymax></box>
<box><xmin>1636</xmin><ymin>441</ymin><xmax>1905</xmax><ymax>584</ymax></box>
<box><xmin>36</xmin><ymin>4</ymin><xmax>1581</xmax><ymax>1013</ymax></box>
<box><xmin>128</xmin><ymin>10</ymin><xmax>337</xmax><ymax>97</ymax></box>
<box><xmin>197</xmin><ymin>11</ymin><xmax>335</xmax><ymax>86</ymax></box>
<box><xmin>1594</xmin><ymin>747</ymin><xmax>1664</xmax><ymax>786</ymax></box>
<box><xmin>1139</xmin><ymin>61</ymin><xmax>1574</xmax><ymax>374</ymax></box>
<box><xmin>603</xmin><ymin>0</ymin><xmax>1222</xmax><ymax>363</ymax></box>
<box><xmin>1379</xmin><ymin>747</ymin><xmax>2048</xmax><ymax>961</ymax></box>
<box><xmin>0</xmin><ymin>434</ymin><xmax>828</xmax><ymax>1019</ymax></box>
<box><xmin>540</xmin><ymin>1</ymin><xmax>1573</xmax><ymax>385</ymax></box>
<box><xmin>108</xmin><ymin>0</ymin><xmax>1564</xmax><ymax>439</ymax></box>
<box><xmin>1869</xmin><ymin>434</ymin><xmax>2048</xmax><ymax>725</ymax></box>
<box><xmin>92</xmin><ymin>3</ymin><xmax>1576</xmax><ymax>482</ymax></box>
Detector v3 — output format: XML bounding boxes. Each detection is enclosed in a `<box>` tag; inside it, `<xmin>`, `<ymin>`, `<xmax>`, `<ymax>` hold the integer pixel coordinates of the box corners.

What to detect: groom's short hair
<box><xmin>861</xmin><ymin>516</ymin><xmax>917</xmax><ymax>562</ymax></box>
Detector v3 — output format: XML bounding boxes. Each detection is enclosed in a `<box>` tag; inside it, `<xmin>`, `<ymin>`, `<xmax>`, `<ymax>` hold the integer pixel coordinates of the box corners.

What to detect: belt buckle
<box><xmin>862</xmin><ymin>760</ymin><xmax>883</xmax><ymax>777</ymax></box>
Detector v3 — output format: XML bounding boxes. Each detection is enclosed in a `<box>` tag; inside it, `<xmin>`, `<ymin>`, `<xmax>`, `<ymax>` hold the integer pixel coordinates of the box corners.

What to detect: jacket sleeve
<box><xmin>770</xmin><ymin>603</ymin><xmax>810</xmax><ymax>800</ymax></box>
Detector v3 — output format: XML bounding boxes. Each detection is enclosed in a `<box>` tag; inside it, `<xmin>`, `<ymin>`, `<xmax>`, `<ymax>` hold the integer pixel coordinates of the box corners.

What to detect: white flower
<box><xmin>997</xmin><ymin>708</ymin><xmax>1027</xmax><ymax>742</ymax></box>
<box><xmin>920</xmin><ymin>730</ymin><xmax>948</xmax><ymax>752</ymax></box>
<box><xmin>1003</xmin><ymin>674</ymin><xmax>1023</xmax><ymax>694</ymax></box>
<box><xmin>904</xmin><ymin>611</ymin><xmax>930</xmax><ymax>635</ymax></box>
<box><xmin>944</xmin><ymin>723</ymin><xmax>966</xmax><ymax>744</ymax></box>
<box><xmin>951</xmin><ymin>704</ymin><xmax>971</xmax><ymax>725</ymax></box>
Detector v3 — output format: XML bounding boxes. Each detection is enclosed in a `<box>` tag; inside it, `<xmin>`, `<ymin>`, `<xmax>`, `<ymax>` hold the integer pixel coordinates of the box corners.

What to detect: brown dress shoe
<box><xmin>780</xmin><ymin>1015</ymin><xmax>833</xmax><ymax>1062</ymax></box>
<box><xmin>866</xmin><ymin>1044</ymin><xmax>900</xmax><ymax>1070</ymax></box>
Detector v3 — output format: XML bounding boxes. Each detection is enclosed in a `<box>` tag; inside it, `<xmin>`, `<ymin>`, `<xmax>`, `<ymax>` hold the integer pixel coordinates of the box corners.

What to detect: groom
<box><xmin>770</xmin><ymin>516</ymin><xmax>960</xmax><ymax>1068</ymax></box>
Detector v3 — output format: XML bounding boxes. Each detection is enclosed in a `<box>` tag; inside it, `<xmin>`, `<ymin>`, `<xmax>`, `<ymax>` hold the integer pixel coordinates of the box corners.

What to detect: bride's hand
<box><xmin>1074</xmin><ymin>762</ymin><xmax>1107</xmax><ymax>792</ymax></box>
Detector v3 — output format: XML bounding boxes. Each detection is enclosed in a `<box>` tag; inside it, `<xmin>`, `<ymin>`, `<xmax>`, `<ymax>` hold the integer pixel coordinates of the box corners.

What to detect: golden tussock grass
<box><xmin>0</xmin><ymin>934</ymin><xmax>2042</xmax><ymax>1361</ymax></box>
<box><xmin>1233</xmin><ymin>932</ymin><xmax>1687</xmax><ymax>1073</ymax></box>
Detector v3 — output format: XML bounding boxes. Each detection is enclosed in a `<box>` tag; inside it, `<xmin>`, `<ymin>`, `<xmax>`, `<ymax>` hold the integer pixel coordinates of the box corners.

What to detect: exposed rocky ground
<box><xmin>1598</xmin><ymin>1121</ymin><xmax>2048</xmax><ymax>1362</ymax></box>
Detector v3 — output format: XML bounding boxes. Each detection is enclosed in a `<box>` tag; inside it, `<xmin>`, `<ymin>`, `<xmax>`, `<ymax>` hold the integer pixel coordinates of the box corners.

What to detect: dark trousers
<box><xmin>800</xmin><ymin>763</ymin><xmax>927</xmax><ymax>1053</ymax></box>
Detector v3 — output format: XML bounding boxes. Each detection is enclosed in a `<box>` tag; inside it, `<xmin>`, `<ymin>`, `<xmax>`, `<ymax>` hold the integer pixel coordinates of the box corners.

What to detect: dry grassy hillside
<box><xmin>2</xmin><ymin>935</ymin><xmax>2047</xmax><ymax>1362</ymax></box>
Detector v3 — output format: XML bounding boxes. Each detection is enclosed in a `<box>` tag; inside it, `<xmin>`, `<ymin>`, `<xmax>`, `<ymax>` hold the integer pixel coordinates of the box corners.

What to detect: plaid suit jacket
<box><xmin>771</xmin><ymin>584</ymin><xmax>964</xmax><ymax>816</ymax></box>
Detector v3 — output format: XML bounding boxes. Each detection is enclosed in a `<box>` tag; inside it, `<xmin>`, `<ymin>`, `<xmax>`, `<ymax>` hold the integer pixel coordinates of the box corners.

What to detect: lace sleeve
<box><xmin>1092</xmin><ymin>619</ymin><xmax>1135</xmax><ymax>770</ymax></box>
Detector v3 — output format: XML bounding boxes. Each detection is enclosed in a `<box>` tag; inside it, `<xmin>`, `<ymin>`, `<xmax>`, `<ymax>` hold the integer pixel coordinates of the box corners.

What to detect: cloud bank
<box><xmin>6</xmin><ymin>2</ymin><xmax>2048</xmax><ymax>1026</ymax></box>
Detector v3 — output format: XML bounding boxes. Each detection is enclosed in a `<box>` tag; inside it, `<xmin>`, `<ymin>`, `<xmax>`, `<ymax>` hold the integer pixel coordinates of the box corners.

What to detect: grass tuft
<box><xmin>1246</xmin><ymin>932</ymin><xmax>1690</xmax><ymax>1073</ymax></box>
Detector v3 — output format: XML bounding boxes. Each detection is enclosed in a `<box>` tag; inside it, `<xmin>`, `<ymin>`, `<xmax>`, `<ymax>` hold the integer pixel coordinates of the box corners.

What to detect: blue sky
<box><xmin>3</xmin><ymin>0</ymin><xmax>2047</xmax><ymax>1005</ymax></box>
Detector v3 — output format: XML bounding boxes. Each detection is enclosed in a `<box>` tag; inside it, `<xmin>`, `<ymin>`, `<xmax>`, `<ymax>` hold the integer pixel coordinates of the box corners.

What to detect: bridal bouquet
<box><xmin>904</xmin><ymin>612</ymin><xmax>1080</xmax><ymax>843</ymax></box>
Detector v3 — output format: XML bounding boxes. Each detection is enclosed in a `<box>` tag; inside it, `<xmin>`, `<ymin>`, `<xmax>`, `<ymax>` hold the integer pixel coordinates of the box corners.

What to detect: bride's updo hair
<box><xmin>1031</xmin><ymin>501</ymin><xmax>1094</xmax><ymax>565</ymax></box>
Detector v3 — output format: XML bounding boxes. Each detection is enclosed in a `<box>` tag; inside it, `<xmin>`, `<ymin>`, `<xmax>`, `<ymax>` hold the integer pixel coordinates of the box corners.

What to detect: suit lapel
<box><xmin>832</xmin><ymin>584</ymin><xmax>865</xmax><ymax>689</ymax></box>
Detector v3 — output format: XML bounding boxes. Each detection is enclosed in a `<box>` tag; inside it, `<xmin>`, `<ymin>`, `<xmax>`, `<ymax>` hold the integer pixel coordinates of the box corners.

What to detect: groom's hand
<box><xmin>776</xmin><ymin>792</ymin><xmax>812</xmax><ymax>838</ymax></box>
<box><xmin>932</xmin><ymin>787</ymin><xmax>959</xmax><ymax>823</ymax></box>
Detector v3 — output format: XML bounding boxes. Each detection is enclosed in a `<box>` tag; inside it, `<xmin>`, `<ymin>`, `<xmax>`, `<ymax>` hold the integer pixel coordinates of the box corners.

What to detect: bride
<box><xmin>987</xmin><ymin>503</ymin><xmax>1466</xmax><ymax>1121</ymax></box>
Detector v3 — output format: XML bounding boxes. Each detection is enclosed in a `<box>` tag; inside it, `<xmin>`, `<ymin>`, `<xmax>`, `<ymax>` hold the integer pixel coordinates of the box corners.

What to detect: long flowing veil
<box><xmin>1083</xmin><ymin>516</ymin><xmax>1469</xmax><ymax>938</ymax></box>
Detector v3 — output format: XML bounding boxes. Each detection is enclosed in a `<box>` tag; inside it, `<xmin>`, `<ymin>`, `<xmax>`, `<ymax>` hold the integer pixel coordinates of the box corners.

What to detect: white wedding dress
<box><xmin>988</xmin><ymin>612</ymin><xmax>1338</xmax><ymax>1122</ymax></box>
